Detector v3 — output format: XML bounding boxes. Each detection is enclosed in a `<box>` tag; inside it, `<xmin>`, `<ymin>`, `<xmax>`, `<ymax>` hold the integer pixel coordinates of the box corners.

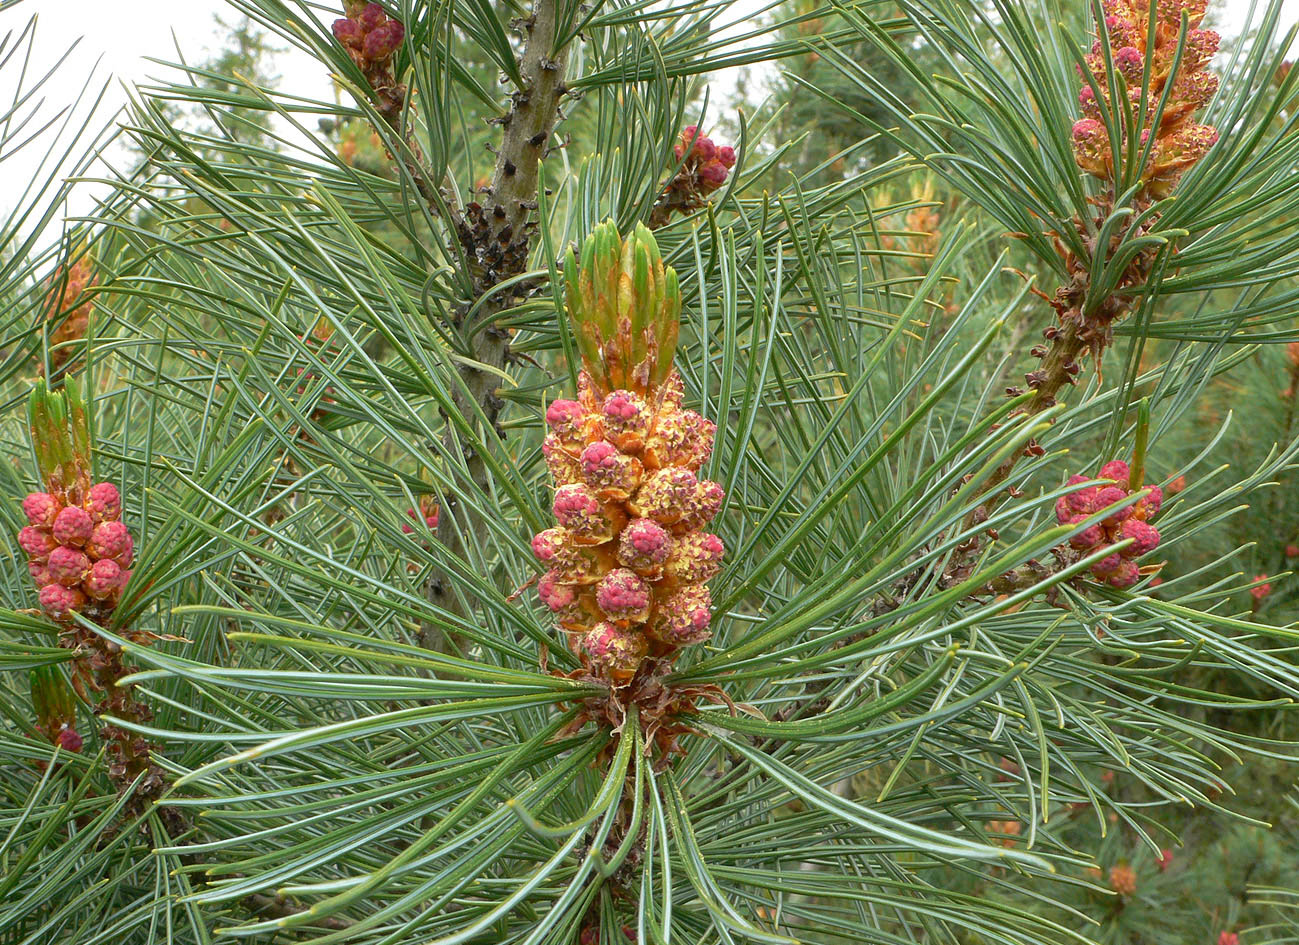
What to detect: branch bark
<box><xmin>422</xmin><ymin>0</ymin><xmax>572</xmax><ymax>653</ymax></box>
<box><xmin>963</xmin><ymin>318</ymin><xmax>1086</xmax><ymax>530</ymax></box>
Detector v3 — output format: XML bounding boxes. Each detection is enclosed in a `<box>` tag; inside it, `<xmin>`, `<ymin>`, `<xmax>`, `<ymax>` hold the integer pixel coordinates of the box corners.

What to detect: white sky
<box><xmin>1</xmin><ymin>0</ymin><xmax>1297</xmax><ymax>239</ymax></box>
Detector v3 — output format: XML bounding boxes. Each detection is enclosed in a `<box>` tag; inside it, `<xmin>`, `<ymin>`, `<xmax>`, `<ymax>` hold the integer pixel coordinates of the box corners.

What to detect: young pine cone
<box><xmin>1072</xmin><ymin>0</ymin><xmax>1219</xmax><ymax>197</ymax></box>
<box><xmin>21</xmin><ymin>380</ymin><xmax>133</xmax><ymax>619</ymax></box>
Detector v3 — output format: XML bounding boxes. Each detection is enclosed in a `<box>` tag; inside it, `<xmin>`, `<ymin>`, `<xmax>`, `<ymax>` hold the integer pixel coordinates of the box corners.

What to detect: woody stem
<box><xmin>421</xmin><ymin>0</ymin><xmax>572</xmax><ymax>653</ymax></box>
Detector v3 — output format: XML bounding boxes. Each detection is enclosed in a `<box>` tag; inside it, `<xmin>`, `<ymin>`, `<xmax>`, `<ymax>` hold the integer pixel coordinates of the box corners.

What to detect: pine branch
<box><xmin>965</xmin><ymin>194</ymin><xmax>1160</xmax><ymax>535</ymax></box>
<box><xmin>964</xmin><ymin>317</ymin><xmax>1086</xmax><ymax>530</ymax></box>
<box><xmin>339</xmin><ymin>3</ymin><xmax>463</xmax><ymax>231</ymax></box>
<box><xmin>422</xmin><ymin>0</ymin><xmax>572</xmax><ymax>653</ymax></box>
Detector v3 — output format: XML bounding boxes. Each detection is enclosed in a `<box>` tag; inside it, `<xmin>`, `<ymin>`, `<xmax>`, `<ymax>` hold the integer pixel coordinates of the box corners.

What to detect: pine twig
<box><xmin>422</xmin><ymin>0</ymin><xmax>572</xmax><ymax>653</ymax></box>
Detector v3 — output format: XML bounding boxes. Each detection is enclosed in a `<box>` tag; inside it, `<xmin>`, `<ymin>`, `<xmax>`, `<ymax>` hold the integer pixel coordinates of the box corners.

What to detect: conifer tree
<box><xmin>2</xmin><ymin>1</ymin><xmax>1299</xmax><ymax>943</ymax></box>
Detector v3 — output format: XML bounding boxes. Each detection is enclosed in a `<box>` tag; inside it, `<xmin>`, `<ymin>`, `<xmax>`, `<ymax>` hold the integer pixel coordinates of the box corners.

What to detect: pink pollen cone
<box><xmin>52</xmin><ymin>506</ymin><xmax>94</xmax><ymax>546</ymax></box>
<box><xmin>22</xmin><ymin>493</ymin><xmax>59</xmax><ymax>527</ymax></box>
<box><xmin>47</xmin><ymin>546</ymin><xmax>91</xmax><ymax>586</ymax></box>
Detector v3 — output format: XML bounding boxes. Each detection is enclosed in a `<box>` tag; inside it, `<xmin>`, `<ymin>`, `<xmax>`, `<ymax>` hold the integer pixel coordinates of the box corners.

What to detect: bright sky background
<box><xmin>1</xmin><ymin>0</ymin><xmax>1297</xmax><ymax>238</ymax></box>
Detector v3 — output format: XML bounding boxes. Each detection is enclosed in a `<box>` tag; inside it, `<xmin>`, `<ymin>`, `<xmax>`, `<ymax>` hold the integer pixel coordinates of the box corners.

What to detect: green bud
<box><xmin>29</xmin><ymin>664</ymin><xmax>76</xmax><ymax>737</ymax></box>
<box><xmin>563</xmin><ymin>220</ymin><xmax>682</xmax><ymax>396</ymax></box>
<box><xmin>567</xmin><ymin>245</ymin><xmax>601</xmax><ymax>377</ymax></box>
<box><xmin>26</xmin><ymin>379</ymin><xmax>94</xmax><ymax>493</ymax></box>
<box><xmin>66</xmin><ymin>376</ymin><xmax>91</xmax><ymax>468</ymax></box>
<box><xmin>630</xmin><ymin>239</ymin><xmax>653</xmax><ymax>387</ymax></box>
<box><xmin>655</xmin><ymin>267</ymin><xmax>681</xmax><ymax>389</ymax></box>
<box><xmin>28</xmin><ymin>385</ymin><xmax>55</xmax><ymax>485</ymax></box>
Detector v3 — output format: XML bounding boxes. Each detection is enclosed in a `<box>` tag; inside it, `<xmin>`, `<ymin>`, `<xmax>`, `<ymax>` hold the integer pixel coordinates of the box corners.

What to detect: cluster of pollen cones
<box><xmin>20</xmin><ymin>482</ymin><xmax>131</xmax><ymax>617</ymax></box>
<box><xmin>533</xmin><ymin>221</ymin><xmax>725</xmax><ymax>684</ymax></box>
<box><xmin>1056</xmin><ymin>460</ymin><xmax>1162</xmax><ymax>588</ymax></box>
<box><xmin>332</xmin><ymin>2</ymin><xmax>404</xmax><ymax>67</ymax></box>
<box><xmin>1072</xmin><ymin>0</ymin><xmax>1220</xmax><ymax>196</ymax></box>
<box><xmin>650</xmin><ymin>126</ymin><xmax>737</xmax><ymax>226</ymax></box>
<box><xmin>535</xmin><ymin>370</ymin><xmax>724</xmax><ymax>682</ymax></box>
<box><xmin>42</xmin><ymin>253</ymin><xmax>96</xmax><ymax>372</ymax></box>
<box><xmin>20</xmin><ymin>381</ymin><xmax>133</xmax><ymax>619</ymax></box>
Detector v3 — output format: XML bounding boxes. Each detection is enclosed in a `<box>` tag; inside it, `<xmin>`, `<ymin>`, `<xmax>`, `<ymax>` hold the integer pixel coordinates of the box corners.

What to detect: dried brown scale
<box><xmin>554</xmin><ymin>657</ymin><xmax>738</xmax><ymax>770</ymax></box>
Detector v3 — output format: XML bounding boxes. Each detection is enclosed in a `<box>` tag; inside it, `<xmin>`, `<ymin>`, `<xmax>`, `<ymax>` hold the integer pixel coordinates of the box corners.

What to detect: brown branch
<box><xmin>421</xmin><ymin>0</ymin><xmax>572</xmax><ymax>653</ymax></box>
<box><xmin>964</xmin><ymin>318</ymin><xmax>1086</xmax><ymax>531</ymax></box>
<box><xmin>962</xmin><ymin>194</ymin><xmax>1157</xmax><ymax>533</ymax></box>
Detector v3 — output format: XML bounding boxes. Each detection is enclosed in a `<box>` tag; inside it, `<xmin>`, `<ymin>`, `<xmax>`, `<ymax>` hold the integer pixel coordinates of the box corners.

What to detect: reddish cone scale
<box><xmin>52</xmin><ymin>505</ymin><xmax>93</xmax><ymax>545</ymax></box>
<box><xmin>401</xmin><ymin>496</ymin><xmax>440</xmax><ymax>535</ymax></box>
<box><xmin>617</xmin><ymin>518</ymin><xmax>672</xmax><ymax>574</ymax></box>
<box><xmin>1056</xmin><ymin>460</ymin><xmax>1162</xmax><ymax>588</ymax></box>
<box><xmin>332</xmin><ymin>3</ymin><xmax>404</xmax><ymax>70</ymax></box>
<box><xmin>23</xmin><ymin>493</ymin><xmax>58</xmax><ymax>527</ymax></box>
<box><xmin>39</xmin><ymin>584</ymin><xmax>85</xmax><ymax>617</ymax></box>
<box><xmin>86</xmin><ymin>481</ymin><xmax>121</xmax><ymax>520</ymax></box>
<box><xmin>651</xmin><ymin>127</ymin><xmax>738</xmax><ymax>225</ymax></box>
<box><xmin>596</xmin><ymin>569</ymin><xmax>653</xmax><ymax>623</ymax></box>
<box><xmin>651</xmin><ymin>585</ymin><xmax>713</xmax><ymax>647</ymax></box>
<box><xmin>87</xmin><ymin>521</ymin><xmax>133</xmax><ymax>567</ymax></box>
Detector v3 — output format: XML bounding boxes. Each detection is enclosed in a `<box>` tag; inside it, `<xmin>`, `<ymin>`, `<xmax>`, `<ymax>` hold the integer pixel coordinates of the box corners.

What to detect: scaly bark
<box><xmin>422</xmin><ymin>0</ymin><xmax>573</xmax><ymax>652</ymax></box>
